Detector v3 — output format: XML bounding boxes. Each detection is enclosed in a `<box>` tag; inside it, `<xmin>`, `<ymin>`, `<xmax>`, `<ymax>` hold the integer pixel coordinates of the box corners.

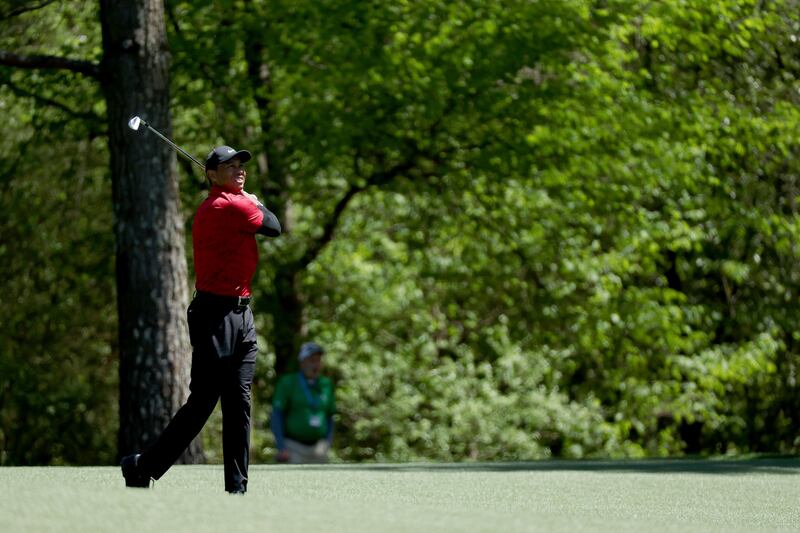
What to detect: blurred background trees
<box><xmin>1</xmin><ymin>0</ymin><xmax>798</xmax><ymax>464</ymax></box>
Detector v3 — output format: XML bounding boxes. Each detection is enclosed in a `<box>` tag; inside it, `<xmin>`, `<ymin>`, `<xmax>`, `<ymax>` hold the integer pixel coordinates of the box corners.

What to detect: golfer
<box><xmin>121</xmin><ymin>145</ymin><xmax>281</xmax><ymax>493</ymax></box>
<box><xmin>271</xmin><ymin>342</ymin><xmax>336</xmax><ymax>463</ymax></box>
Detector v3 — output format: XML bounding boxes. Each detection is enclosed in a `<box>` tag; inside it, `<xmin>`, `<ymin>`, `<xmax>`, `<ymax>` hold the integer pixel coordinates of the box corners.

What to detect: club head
<box><xmin>127</xmin><ymin>116</ymin><xmax>143</xmax><ymax>131</ymax></box>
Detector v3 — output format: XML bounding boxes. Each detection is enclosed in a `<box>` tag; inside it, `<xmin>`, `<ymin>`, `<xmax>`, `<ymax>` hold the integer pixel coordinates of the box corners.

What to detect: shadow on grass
<box><xmin>277</xmin><ymin>456</ymin><xmax>800</xmax><ymax>475</ymax></box>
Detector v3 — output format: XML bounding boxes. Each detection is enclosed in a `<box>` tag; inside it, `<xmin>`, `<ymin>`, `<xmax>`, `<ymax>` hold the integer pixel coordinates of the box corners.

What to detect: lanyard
<box><xmin>298</xmin><ymin>373</ymin><xmax>321</xmax><ymax>410</ymax></box>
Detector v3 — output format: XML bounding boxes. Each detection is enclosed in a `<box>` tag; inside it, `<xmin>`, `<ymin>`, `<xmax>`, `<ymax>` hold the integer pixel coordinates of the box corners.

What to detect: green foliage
<box><xmin>0</xmin><ymin>0</ymin><xmax>116</xmax><ymax>465</ymax></box>
<box><xmin>0</xmin><ymin>94</ymin><xmax>117</xmax><ymax>465</ymax></box>
<box><xmin>290</xmin><ymin>0</ymin><xmax>800</xmax><ymax>460</ymax></box>
<box><xmin>3</xmin><ymin>0</ymin><xmax>800</xmax><ymax>464</ymax></box>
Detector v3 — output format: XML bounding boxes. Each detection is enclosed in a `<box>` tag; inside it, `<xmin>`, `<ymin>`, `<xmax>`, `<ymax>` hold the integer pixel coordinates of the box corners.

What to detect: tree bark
<box><xmin>242</xmin><ymin>31</ymin><xmax>303</xmax><ymax>375</ymax></box>
<box><xmin>99</xmin><ymin>0</ymin><xmax>202</xmax><ymax>463</ymax></box>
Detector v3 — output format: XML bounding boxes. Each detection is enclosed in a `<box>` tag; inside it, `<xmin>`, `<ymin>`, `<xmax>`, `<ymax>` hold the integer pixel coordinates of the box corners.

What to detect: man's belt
<box><xmin>195</xmin><ymin>290</ymin><xmax>251</xmax><ymax>308</ymax></box>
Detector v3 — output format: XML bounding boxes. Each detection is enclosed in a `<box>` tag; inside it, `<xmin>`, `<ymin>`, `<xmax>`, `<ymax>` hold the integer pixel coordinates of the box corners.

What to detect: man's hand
<box><xmin>243</xmin><ymin>191</ymin><xmax>262</xmax><ymax>206</ymax></box>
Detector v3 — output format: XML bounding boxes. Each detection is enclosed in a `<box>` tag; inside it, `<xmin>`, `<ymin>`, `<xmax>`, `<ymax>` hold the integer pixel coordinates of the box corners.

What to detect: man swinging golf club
<box><xmin>121</xmin><ymin>144</ymin><xmax>281</xmax><ymax>493</ymax></box>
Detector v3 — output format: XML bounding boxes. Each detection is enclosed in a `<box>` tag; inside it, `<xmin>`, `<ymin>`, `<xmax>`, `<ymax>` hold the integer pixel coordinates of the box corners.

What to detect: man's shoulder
<box><xmin>206</xmin><ymin>190</ymin><xmax>241</xmax><ymax>206</ymax></box>
<box><xmin>198</xmin><ymin>191</ymin><xmax>228</xmax><ymax>211</ymax></box>
<box><xmin>198</xmin><ymin>190</ymin><xmax>253</xmax><ymax>216</ymax></box>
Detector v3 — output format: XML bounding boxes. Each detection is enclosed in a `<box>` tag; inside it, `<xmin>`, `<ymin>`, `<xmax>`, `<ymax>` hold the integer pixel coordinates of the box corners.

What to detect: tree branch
<box><xmin>0</xmin><ymin>51</ymin><xmax>100</xmax><ymax>79</ymax></box>
<box><xmin>1</xmin><ymin>77</ymin><xmax>105</xmax><ymax>136</ymax></box>
<box><xmin>294</xmin><ymin>182</ymin><xmax>364</xmax><ymax>271</ymax></box>
<box><xmin>166</xmin><ymin>3</ymin><xmax>240</xmax><ymax>113</ymax></box>
<box><xmin>292</xmin><ymin>157</ymin><xmax>422</xmax><ymax>273</ymax></box>
<box><xmin>0</xmin><ymin>0</ymin><xmax>56</xmax><ymax>20</ymax></box>
<box><xmin>287</xmin><ymin>98</ymin><xmax>460</xmax><ymax>273</ymax></box>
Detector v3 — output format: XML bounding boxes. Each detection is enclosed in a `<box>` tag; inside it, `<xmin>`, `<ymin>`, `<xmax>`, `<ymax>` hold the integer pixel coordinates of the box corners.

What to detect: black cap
<box><xmin>205</xmin><ymin>145</ymin><xmax>252</xmax><ymax>171</ymax></box>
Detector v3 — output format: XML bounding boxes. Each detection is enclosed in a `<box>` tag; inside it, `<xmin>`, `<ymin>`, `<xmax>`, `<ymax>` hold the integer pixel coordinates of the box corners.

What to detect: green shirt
<box><xmin>273</xmin><ymin>372</ymin><xmax>336</xmax><ymax>443</ymax></box>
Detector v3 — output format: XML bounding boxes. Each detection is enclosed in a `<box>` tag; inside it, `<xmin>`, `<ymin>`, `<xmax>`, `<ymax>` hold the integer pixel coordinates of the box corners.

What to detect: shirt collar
<box><xmin>209</xmin><ymin>185</ymin><xmax>242</xmax><ymax>196</ymax></box>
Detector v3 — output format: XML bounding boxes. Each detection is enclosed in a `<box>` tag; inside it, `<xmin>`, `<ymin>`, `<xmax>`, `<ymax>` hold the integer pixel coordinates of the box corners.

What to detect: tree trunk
<box><xmin>242</xmin><ymin>35</ymin><xmax>305</xmax><ymax>375</ymax></box>
<box><xmin>269</xmin><ymin>268</ymin><xmax>304</xmax><ymax>375</ymax></box>
<box><xmin>99</xmin><ymin>0</ymin><xmax>202</xmax><ymax>463</ymax></box>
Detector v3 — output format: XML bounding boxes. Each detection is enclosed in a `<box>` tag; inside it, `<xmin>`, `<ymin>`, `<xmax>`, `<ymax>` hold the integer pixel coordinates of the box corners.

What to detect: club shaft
<box><xmin>144</xmin><ymin>123</ymin><xmax>204</xmax><ymax>169</ymax></box>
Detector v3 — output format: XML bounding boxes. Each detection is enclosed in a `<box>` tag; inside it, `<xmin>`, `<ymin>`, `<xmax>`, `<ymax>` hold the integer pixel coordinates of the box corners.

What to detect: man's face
<box><xmin>300</xmin><ymin>353</ymin><xmax>323</xmax><ymax>381</ymax></box>
<box><xmin>207</xmin><ymin>157</ymin><xmax>246</xmax><ymax>192</ymax></box>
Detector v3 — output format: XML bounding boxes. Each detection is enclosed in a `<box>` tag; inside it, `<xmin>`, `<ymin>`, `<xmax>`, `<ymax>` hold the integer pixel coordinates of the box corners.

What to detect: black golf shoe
<box><xmin>120</xmin><ymin>454</ymin><xmax>152</xmax><ymax>488</ymax></box>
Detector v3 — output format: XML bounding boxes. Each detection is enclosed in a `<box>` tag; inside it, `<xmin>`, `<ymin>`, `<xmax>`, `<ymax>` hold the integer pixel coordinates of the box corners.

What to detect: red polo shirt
<box><xmin>193</xmin><ymin>186</ymin><xmax>265</xmax><ymax>297</ymax></box>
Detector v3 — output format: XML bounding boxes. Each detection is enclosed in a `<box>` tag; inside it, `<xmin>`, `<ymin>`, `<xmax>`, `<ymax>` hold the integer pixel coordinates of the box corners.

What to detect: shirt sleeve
<box><xmin>273</xmin><ymin>374</ymin><xmax>291</xmax><ymax>411</ymax></box>
<box><xmin>227</xmin><ymin>195</ymin><xmax>265</xmax><ymax>234</ymax></box>
<box><xmin>271</xmin><ymin>408</ymin><xmax>286</xmax><ymax>450</ymax></box>
<box><xmin>256</xmin><ymin>205</ymin><xmax>281</xmax><ymax>237</ymax></box>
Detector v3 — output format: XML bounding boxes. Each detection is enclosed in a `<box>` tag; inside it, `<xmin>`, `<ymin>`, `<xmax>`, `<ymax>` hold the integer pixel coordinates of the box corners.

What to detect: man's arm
<box><xmin>271</xmin><ymin>407</ymin><xmax>291</xmax><ymax>462</ymax></box>
<box><xmin>238</xmin><ymin>191</ymin><xmax>281</xmax><ymax>237</ymax></box>
<box><xmin>256</xmin><ymin>204</ymin><xmax>281</xmax><ymax>237</ymax></box>
<box><xmin>325</xmin><ymin>416</ymin><xmax>334</xmax><ymax>444</ymax></box>
<box><xmin>242</xmin><ymin>192</ymin><xmax>281</xmax><ymax>237</ymax></box>
<box><xmin>271</xmin><ymin>407</ymin><xmax>286</xmax><ymax>451</ymax></box>
<box><xmin>272</xmin><ymin>376</ymin><xmax>292</xmax><ymax>462</ymax></box>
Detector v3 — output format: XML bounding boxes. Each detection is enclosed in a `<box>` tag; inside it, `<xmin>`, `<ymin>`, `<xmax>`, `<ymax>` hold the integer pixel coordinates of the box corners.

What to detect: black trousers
<box><xmin>138</xmin><ymin>292</ymin><xmax>258</xmax><ymax>492</ymax></box>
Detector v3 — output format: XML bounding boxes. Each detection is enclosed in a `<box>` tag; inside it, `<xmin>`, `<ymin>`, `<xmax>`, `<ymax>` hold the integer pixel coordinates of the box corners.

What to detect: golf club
<box><xmin>127</xmin><ymin>116</ymin><xmax>204</xmax><ymax>170</ymax></box>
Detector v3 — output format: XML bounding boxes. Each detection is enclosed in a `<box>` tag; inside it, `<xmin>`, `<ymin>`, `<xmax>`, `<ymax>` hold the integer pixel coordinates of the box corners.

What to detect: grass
<box><xmin>2</xmin><ymin>458</ymin><xmax>799</xmax><ymax>532</ymax></box>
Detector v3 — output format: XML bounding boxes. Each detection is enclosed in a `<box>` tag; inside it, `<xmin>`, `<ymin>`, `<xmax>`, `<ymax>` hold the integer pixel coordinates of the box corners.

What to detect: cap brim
<box><xmin>219</xmin><ymin>150</ymin><xmax>251</xmax><ymax>164</ymax></box>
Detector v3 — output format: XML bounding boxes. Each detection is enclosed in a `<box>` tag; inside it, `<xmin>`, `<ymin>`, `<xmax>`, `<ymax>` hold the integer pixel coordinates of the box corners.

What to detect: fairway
<box><xmin>1</xmin><ymin>459</ymin><xmax>799</xmax><ymax>532</ymax></box>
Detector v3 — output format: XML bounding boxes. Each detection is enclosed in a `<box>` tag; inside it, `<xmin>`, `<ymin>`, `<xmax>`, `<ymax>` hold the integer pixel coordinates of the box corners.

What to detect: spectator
<box><xmin>271</xmin><ymin>342</ymin><xmax>336</xmax><ymax>463</ymax></box>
